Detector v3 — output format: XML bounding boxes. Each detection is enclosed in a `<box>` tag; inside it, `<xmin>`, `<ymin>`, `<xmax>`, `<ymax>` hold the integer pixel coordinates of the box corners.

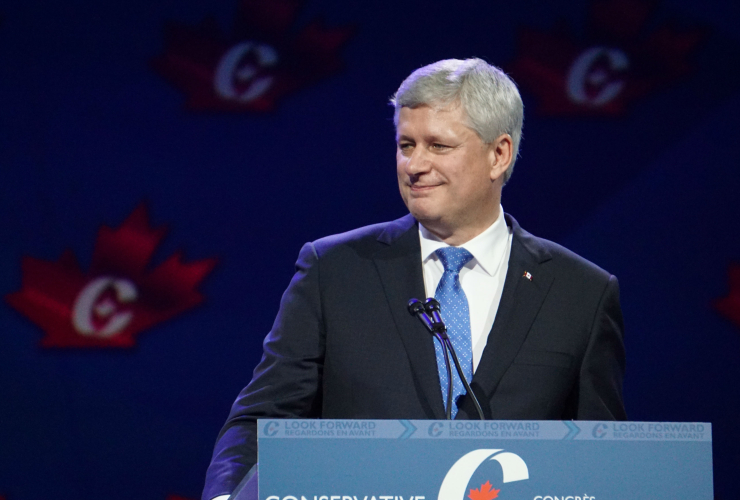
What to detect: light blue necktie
<box><xmin>433</xmin><ymin>247</ymin><xmax>474</xmax><ymax>418</ymax></box>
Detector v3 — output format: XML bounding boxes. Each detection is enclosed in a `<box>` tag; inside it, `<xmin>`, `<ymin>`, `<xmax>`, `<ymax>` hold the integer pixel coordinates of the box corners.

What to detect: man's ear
<box><xmin>488</xmin><ymin>134</ymin><xmax>513</xmax><ymax>181</ymax></box>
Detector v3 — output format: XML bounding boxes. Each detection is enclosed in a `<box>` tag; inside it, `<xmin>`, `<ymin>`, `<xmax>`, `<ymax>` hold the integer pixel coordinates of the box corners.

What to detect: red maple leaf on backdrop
<box><xmin>507</xmin><ymin>0</ymin><xmax>705</xmax><ymax>116</ymax></box>
<box><xmin>468</xmin><ymin>480</ymin><xmax>500</xmax><ymax>500</ymax></box>
<box><xmin>151</xmin><ymin>0</ymin><xmax>354</xmax><ymax>112</ymax></box>
<box><xmin>714</xmin><ymin>264</ymin><xmax>740</xmax><ymax>331</ymax></box>
<box><xmin>5</xmin><ymin>205</ymin><xmax>217</xmax><ymax>348</ymax></box>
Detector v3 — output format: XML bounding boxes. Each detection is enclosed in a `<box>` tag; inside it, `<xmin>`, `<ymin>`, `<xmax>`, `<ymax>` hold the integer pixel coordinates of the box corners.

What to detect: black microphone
<box><xmin>424</xmin><ymin>298</ymin><xmax>485</xmax><ymax>420</ymax></box>
<box><xmin>408</xmin><ymin>298</ymin><xmax>453</xmax><ymax>419</ymax></box>
<box><xmin>407</xmin><ymin>299</ymin><xmax>435</xmax><ymax>333</ymax></box>
<box><xmin>424</xmin><ymin>297</ymin><xmax>444</xmax><ymax>329</ymax></box>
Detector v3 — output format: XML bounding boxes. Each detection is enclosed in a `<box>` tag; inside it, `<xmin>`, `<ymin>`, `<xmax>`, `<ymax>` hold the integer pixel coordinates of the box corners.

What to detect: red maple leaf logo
<box><xmin>5</xmin><ymin>204</ymin><xmax>217</xmax><ymax>348</ymax></box>
<box><xmin>507</xmin><ymin>0</ymin><xmax>705</xmax><ymax>115</ymax></box>
<box><xmin>468</xmin><ymin>480</ymin><xmax>500</xmax><ymax>500</ymax></box>
<box><xmin>714</xmin><ymin>263</ymin><xmax>740</xmax><ymax>330</ymax></box>
<box><xmin>151</xmin><ymin>0</ymin><xmax>354</xmax><ymax>112</ymax></box>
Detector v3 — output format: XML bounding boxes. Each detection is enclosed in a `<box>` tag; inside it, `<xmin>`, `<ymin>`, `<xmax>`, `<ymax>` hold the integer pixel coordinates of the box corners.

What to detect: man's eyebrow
<box><xmin>396</xmin><ymin>134</ymin><xmax>414</xmax><ymax>142</ymax></box>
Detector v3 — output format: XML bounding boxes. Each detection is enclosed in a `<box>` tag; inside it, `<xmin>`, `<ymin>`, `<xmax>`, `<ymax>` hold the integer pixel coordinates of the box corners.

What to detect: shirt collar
<box><xmin>418</xmin><ymin>206</ymin><xmax>510</xmax><ymax>277</ymax></box>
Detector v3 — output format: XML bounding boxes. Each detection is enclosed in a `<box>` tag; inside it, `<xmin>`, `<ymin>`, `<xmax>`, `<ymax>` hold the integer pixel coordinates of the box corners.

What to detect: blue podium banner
<box><xmin>258</xmin><ymin>420</ymin><xmax>712</xmax><ymax>500</ymax></box>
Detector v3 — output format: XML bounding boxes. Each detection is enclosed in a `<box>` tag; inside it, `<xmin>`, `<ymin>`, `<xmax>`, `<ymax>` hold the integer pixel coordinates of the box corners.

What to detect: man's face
<box><xmin>396</xmin><ymin>103</ymin><xmax>503</xmax><ymax>240</ymax></box>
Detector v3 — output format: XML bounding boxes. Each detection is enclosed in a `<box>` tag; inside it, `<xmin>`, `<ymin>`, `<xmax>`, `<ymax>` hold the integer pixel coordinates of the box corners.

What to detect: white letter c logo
<box><xmin>567</xmin><ymin>46</ymin><xmax>629</xmax><ymax>106</ymax></box>
<box><xmin>72</xmin><ymin>277</ymin><xmax>137</xmax><ymax>337</ymax></box>
<box><xmin>438</xmin><ymin>449</ymin><xmax>529</xmax><ymax>500</ymax></box>
<box><xmin>214</xmin><ymin>42</ymin><xmax>278</xmax><ymax>102</ymax></box>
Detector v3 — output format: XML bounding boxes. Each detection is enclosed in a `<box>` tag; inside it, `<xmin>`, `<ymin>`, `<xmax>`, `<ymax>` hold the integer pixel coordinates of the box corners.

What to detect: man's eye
<box><xmin>432</xmin><ymin>143</ymin><xmax>449</xmax><ymax>149</ymax></box>
<box><xmin>398</xmin><ymin>143</ymin><xmax>413</xmax><ymax>150</ymax></box>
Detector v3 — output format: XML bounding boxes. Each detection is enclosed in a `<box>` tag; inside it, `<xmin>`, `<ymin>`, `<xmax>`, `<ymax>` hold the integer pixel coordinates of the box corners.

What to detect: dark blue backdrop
<box><xmin>1</xmin><ymin>0</ymin><xmax>739</xmax><ymax>499</ymax></box>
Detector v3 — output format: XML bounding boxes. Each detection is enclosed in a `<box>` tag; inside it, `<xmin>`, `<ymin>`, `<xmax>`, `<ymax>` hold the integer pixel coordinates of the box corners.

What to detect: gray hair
<box><xmin>390</xmin><ymin>58</ymin><xmax>524</xmax><ymax>184</ymax></box>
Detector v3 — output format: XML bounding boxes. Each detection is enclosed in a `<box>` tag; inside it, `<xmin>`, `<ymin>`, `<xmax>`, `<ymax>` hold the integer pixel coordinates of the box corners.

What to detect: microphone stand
<box><xmin>425</xmin><ymin>298</ymin><xmax>485</xmax><ymax>421</ymax></box>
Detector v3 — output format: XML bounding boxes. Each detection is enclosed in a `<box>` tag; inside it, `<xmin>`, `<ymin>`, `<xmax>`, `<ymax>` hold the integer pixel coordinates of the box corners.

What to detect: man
<box><xmin>202</xmin><ymin>58</ymin><xmax>626</xmax><ymax>500</ymax></box>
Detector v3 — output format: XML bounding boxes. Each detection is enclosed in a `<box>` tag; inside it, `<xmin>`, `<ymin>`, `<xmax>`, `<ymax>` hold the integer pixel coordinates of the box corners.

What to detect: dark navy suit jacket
<box><xmin>202</xmin><ymin>214</ymin><xmax>626</xmax><ymax>500</ymax></box>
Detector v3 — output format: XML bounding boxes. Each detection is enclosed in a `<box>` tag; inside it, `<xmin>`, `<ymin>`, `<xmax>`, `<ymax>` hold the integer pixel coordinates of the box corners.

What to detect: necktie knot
<box><xmin>436</xmin><ymin>247</ymin><xmax>474</xmax><ymax>275</ymax></box>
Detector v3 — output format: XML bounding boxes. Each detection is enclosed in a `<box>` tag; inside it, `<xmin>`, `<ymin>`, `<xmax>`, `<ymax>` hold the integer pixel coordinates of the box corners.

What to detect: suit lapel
<box><xmin>465</xmin><ymin>214</ymin><xmax>555</xmax><ymax>417</ymax></box>
<box><xmin>372</xmin><ymin>215</ymin><xmax>447</xmax><ymax>419</ymax></box>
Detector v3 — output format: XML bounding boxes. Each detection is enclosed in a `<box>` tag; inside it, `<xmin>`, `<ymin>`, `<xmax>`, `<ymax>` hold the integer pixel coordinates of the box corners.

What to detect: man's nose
<box><xmin>403</xmin><ymin>148</ymin><xmax>432</xmax><ymax>176</ymax></box>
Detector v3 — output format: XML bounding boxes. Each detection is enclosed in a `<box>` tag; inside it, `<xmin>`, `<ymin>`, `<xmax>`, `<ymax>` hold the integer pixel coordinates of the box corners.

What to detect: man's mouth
<box><xmin>409</xmin><ymin>183</ymin><xmax>441</xmax><ymax>191</ymax></box>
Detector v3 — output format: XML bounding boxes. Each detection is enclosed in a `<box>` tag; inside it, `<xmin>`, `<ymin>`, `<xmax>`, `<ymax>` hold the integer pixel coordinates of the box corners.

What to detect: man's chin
<box><xmin>408</xmin><ymin>208</ymin><xmax>442</xmax><ymax>227</ymax></box>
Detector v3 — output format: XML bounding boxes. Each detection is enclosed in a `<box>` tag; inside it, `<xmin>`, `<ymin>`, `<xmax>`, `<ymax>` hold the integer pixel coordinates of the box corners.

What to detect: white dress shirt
<box><xmin>419</xmin><ymin>206</ymin><xmax>513</xmax><ymax>371</ymax></box>
<box><xmin>211</xmin><ymin>208</ymin><xmax>512</xmax><ymax>500</ymax></box>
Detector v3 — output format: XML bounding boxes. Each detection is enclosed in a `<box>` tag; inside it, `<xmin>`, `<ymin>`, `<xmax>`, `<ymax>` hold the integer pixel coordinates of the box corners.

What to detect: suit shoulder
<box><xmin>507</xmin><ymin>213</ymin><xmax>613</xmax><ymax>281</ymax></box>
<box><xmin>310</xmin><ymin>215</ymin><xmax>414</xmax><ymax>258</ymax></box>
<box><xmin>539</xmin><ymin>237</ymin><xmax>614</xmax><ymax>282</ymax></box>
<box><xmin>515</xmin><ymin>222</ymin><xmax>614</xmax><ymax>285</ymax></box>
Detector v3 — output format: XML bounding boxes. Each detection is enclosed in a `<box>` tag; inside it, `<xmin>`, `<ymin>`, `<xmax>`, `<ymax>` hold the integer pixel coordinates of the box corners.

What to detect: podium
<box><xmin>255</xmin><ymin>419</ymin><xmax>713</xmax><ymax>500</ymax></box>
